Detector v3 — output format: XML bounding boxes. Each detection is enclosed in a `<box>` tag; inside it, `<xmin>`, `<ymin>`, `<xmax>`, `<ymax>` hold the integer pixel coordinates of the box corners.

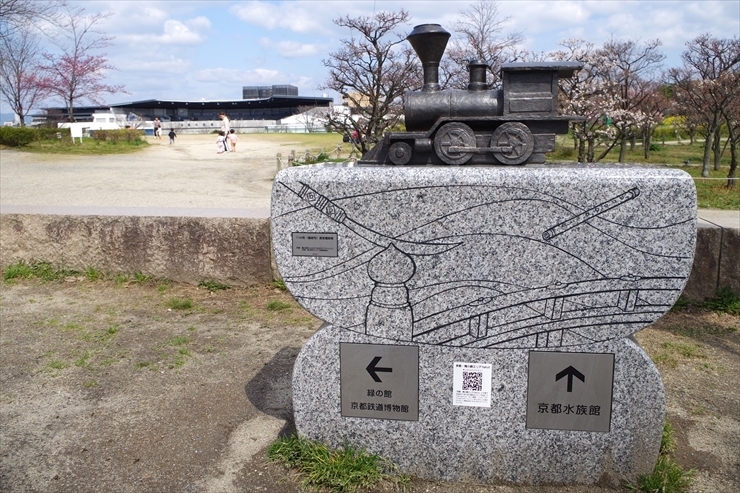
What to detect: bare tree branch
<box><xmin>442</xmin><ymin>1</ymin><xmax>524</xmax><ymax>90</ymax></box>
<box><xmin>0</xmin><ymin>27</ymin><xmax>51</xmax><ymax>125</ymax></box>
<box><xmin>320</xmin><ymin>9</ymin><xmax>418</xmax><ymax>155</ymax></box>
<box><xmin>38</xmin><ymin>4</ymin><xmax>125</xmax><ymax>122</ymax></box>
<box><xmin>668</xmin><ymin>34</ymin><xmax>740</xmax><ymax>176</ymax></box>
<box><xmin>0</xmin><ymin>0</ymin><xmax>65</xmax><ymax>41</ymax></box>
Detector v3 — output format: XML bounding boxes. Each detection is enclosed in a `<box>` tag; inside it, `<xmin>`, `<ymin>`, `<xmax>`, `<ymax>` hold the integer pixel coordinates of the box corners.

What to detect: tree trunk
<box><xmin>726</xmin><ymin>121</ymin><xmax>737</xmax><ymax>189</ymax></box>
<box><xmin>618</xmin><ymin>137</ymin><xmax>627</xmax><ymax>163</ymax></box>
<box><xmin>728</xmin><ymin>139</ymin><xmax>737</xmax><ymax>188</ymax></box>
<box><xmin>66</xmin><ymin>98</ymin><xmax>76</xmax><ymax>123</ymax></box>
<box><xmin>702</xmin><ymin>127</ymin><xmax>714</xmax><ymax>177</ymax></box>
<box><xmin>587</xmin><ymin>138</ymin><xmax>595</xmax><ymax>163</ymax></box>
<box><xmin>644</xmin><ymin>129</ymin><xmax>652</xmax><ymax>160</ymax></box>
<box><xmin>577</xmin><ymin>137</ymin><xmax>586</xmax><ymax>163</ymax></box>
<box><xmin>629</xmin><ymin>134</ymin><xmax>636</xmax><ymax>152</ymax></box>
<box><xmin>713</xmin><ymin>129</ymin><xmax>722</xmax><ymax>171</ymax></box>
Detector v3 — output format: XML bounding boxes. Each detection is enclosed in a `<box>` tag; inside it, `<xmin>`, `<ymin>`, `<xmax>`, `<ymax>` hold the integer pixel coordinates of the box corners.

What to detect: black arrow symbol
<box><xmin>366</xmin><ymin>356</ymin><xmax>392</xmax><ymax>383</ymax></box>
<box><xmin>555</xmin><ymin>366</ymin><xmax>585</xmax><ymax>392</ymax></box>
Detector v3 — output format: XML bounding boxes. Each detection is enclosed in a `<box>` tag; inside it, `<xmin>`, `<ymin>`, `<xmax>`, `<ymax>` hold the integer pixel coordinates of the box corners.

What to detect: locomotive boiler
<box><xmin>358</xmin><ymin>24</ymin><xmax>583</xmax><ymax>166</ymax></box>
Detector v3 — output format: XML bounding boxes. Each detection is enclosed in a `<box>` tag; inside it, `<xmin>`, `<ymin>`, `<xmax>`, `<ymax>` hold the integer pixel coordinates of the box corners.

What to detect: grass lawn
<box><xmin>17</xmin><ymin>137</ymin><xmax>150</xmax><ymax>155</ymax></box>
<box><xmin>551</xmin><ymin>137</ymin><xmax>738</xmax><ymax>210</ymax></box>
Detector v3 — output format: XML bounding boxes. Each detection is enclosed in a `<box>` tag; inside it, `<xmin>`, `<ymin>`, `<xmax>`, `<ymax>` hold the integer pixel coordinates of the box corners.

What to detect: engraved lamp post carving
<box><xmin>365</xmin><ymin>244</ymin><xmax>416</xmax><ymax>340</ymax></box>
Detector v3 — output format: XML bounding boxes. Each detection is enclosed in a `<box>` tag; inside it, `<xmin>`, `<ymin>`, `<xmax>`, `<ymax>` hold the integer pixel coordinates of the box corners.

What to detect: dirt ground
<box><xmin>0</xmin><ymin>277</ymin><xmax>738</xmax><ymax>493</ymax></box>
<box><xmin>0</xmin><ymin>134</ymin><xmax>334</xmax><ymax>211</ymax></box>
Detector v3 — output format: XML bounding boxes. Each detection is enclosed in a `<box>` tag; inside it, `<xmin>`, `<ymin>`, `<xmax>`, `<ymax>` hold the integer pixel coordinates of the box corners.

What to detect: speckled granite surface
<box><xmin>293</xmin><ymin>325</ymin><xmax>664</xmax><ymax>485</ymax></box>
<box><xmin>272</xmin><ymin>165</ymin><xmax>696</xmax><ymax>485</ymax></box>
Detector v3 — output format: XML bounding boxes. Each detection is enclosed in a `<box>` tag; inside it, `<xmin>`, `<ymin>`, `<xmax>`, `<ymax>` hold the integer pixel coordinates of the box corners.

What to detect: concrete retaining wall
<box><xmin>1</xmin><ymin>213</ymin><xmax>738</xmax><ymax>300</ymax></box>
<box><xmin>0</xmin><ymin>214</ymin><xmax>273</xmax><ymax>285</ymax></box>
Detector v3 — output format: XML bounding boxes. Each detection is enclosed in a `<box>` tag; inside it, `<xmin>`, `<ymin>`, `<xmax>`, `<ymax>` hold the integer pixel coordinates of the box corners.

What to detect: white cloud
<box><xmin>162</xmin><ymin>17</ymin><xmax>211</xmax><ymax>44</ymax></box>
<box><xmin>229</xmin><ymin>1</ymin><xmax>326</xmax><ymax>34</ymax></box>
<box><xmin>118</xmin><ymin>16</ymin><xmax>211</xmax><ymax>45</ymax></box>
<box><xmin>194</xmin><ymin>67</ymin><xmax>281</xmax><ymax>85</ymax></box>
<box><xmin>115</xmin><ymin>54</ymin><xmax>192</xmax><ymax>74</ymax></box>
<box><xmin>259</xmin><ymin>38</ymin><xmax>319</xmax><ymax>58</ymax></box>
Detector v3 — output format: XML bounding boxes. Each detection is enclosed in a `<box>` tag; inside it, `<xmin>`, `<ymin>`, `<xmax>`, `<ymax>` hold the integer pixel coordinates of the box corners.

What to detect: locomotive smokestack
<box><xmin>407</xmin><ymin>24</ymin><xmax>451</xmax><ymax>93</ymax></box>
<box><xmin>468</xmin><ymin>59</ymin><xmax>489</xmax><ymax>91</ymax></box>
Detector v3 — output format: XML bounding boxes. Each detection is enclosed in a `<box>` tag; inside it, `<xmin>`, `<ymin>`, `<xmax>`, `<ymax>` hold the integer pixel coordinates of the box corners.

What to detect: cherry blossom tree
<box><xmin>552</xmin><ymin>39</ymin><xmax>617</xmax><ymax>162</ymax></box>
<box><xmin>593</xmin><ymin>39</ymin><xmax>665</xmax><ymax>162</ymax></box>
<box><xmin>38</xmin><ymin>5</ymin><xmax>124</xmax><ymax>122</ymax></box>
<box><xmin>321</xmin><ymin>9</ymin><xmax>418</xmax><ymax>156</ymax></box>
<box><xmin>637</xmin><ymin>83</ymin><xmax>671</xmax><ymax>159</ymax></box>
<box><xmin>553</xmin><ymin>38</ymin><xmax>665</xmax><ymax>163</ymax></box>
<box><xmin>0</xmin><ymin>27</ymin><xmax>50</xmax><ymax>125</ymax></box>
<box><xmin>668</xmin><ymin>35</ymin><xmax>740</xmax><ymax>177</ymax></box>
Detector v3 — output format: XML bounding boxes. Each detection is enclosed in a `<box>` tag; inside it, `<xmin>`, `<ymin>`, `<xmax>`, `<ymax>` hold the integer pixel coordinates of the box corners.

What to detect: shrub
<box><xmin>3</xmin><ymin>259</ymin><xmax>78</xmax><ymax>281</ymax></box>
<box><xmin>268</xmin><ymin>434</ymin><xmax>409</xmax><ymax>493</ymax></box>
<box><xmin>35</xmin><ymin>127</ymin><xmax>71</xmax><ymax>141</ymax></box>
<box><xmin>0</xmin><ymin>126</ymin><xmax>38</xmax><ymax>147</ymax></box>
<box><xmin>199</xmin><ymin>280</ymin><xmax>230</xmax><ymax>292</ymax></box>
<box><xmin>89</xmin><ymin>129</ymin><xmax>145</xmax><ymax>142</ymax></box>
<box><xmin>702</xmin><ymin>287</ymin><xmax>740</xmax><ymax>315</ymax></box>
<box><xmin>549</xmin><ymin>144</ymin><xmax>576</xmax><ymax>161</ymax></box>
<box><xmin>165</xmin><ymin>297</ymin><xmax>194</xmax><ymax>310</ymax></box>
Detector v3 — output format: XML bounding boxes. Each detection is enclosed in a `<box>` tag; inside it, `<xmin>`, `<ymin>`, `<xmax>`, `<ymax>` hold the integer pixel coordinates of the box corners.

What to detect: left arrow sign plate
<box><xmin>340</xmin><ymin>343</ymin><xmax>419</xmax><ymax>421</ymax></box>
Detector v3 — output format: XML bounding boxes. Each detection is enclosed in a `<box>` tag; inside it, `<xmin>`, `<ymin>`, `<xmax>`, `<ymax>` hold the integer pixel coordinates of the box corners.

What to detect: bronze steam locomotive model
<box><xmin>359</xmin><ymin>24</ymin><xmax>583</xmax><ymax>166</ymax></box>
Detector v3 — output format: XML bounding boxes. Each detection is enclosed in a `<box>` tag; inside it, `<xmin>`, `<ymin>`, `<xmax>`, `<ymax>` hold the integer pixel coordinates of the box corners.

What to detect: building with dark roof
<box><xmin>36</xmin><ymin>93</ymin><xmax>333</xmax><ymax>124</ymax></box>
<box><xmin>242</xmin><ymin>84</ymin><xmax>299</xmax><ymax>99</ymax></box>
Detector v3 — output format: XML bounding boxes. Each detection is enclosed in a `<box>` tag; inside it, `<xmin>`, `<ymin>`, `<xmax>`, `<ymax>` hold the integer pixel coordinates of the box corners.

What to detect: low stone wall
<box><xmin>0</xmin><ymin>214</ymin><xmax>273</xmax><ymax>286</ymax></box>
<box><xmin>683</xmin><ymin>223</ymin><xmax>738</xmax><ymax>301</ymax></box>
<box><xmin>0</xmin><ymin>213</ymin><xmax>737</xmax><ymax>299</ymax></box>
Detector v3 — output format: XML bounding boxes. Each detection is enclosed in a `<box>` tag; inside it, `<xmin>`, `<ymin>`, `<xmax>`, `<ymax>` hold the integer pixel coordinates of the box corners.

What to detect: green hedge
<box><xmin>36</xmin><ymin>127</ymin><xmax>71</xmax><ymax>140</ymax></box>
<box><xmin>0</xmin><ymin>127</ymin><xmax>72</xmax><ymax>147</ymax></box>
<box><xmin>0</xmin><ymin>127</ymin><xmax>37</xmax><ymax>147</ymax></box>
<box><xmin>89</xmin><ymin>129</ymin><xmax>145</xmax><ymax>142</ymax></box>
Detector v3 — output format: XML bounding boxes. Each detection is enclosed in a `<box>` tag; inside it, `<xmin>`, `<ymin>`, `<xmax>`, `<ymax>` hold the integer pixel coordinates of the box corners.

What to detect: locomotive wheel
<box><xmin>434</xmin><ymin>122</ymin><xmax>476</xmax><ymax>165</ymax></box>
<box><xmin>388</xmin><ymin>142</ymin><xmax>413</xmax><ymax>165</ymax></box>
<box><xmin>490</xmin><ymin>122</ymin><xmax>534</xmax><ymax>165</ymax></box>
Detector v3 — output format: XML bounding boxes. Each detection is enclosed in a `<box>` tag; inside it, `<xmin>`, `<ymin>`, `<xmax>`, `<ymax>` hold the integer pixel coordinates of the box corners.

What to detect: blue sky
<box><xmin>2</xmin><ymin>0</ymin><xmax>739</xmax><ymax>115</ymax></box>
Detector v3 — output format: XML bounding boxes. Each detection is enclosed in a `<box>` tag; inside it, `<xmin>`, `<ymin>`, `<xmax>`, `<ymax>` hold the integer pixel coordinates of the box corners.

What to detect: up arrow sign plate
<box><xmin>526</xmin><ymin>351</ymin><xmax>615</xmax><ymax>432</ymax></box>
<box><xmin>555</xmin><ymin>365</ymin><xmax>585</xmax><ymax>392</ymax></box>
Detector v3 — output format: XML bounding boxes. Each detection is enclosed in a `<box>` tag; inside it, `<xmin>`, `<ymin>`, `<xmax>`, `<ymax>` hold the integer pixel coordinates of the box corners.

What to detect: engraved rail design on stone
<box><xmin>272</xmin><ymin>172</ymin><xmax>696</xmax><ymax>349</ymax></box>
<box><xmin>292</xmin><ymin>182</ymin><xmax>460</xmax><ymax>256</ymax></box>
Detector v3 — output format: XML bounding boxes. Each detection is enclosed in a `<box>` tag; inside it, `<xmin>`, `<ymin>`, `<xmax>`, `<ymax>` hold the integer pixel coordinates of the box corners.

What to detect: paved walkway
<box><xmin>1</xmin><ymin>134</ymin><xmax>737</xmax><ymax>228</ymax></box>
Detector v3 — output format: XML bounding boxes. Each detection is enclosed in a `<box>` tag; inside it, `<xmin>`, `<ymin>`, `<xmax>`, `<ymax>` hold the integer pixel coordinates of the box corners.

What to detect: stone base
<box><xmin>293</xmin><ymin>324</ymin><xmax>664</xmax><ymax>486</ymax></box>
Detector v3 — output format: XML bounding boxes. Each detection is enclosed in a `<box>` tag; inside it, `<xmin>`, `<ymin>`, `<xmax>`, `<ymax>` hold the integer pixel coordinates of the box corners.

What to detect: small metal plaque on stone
<box><xmin>292</xmin><ymin>232</ymin><xmax>338</xmax><ymax>257</ymax></box>
<box><xmin>340</xmin><ymin>343</ymin><xmax>419</xmax><ymax>421</ymax></box>
<box><xmin>526</xmin><ymin>351</ymin><xmax>614</xmax><ymax>432</ymax></box>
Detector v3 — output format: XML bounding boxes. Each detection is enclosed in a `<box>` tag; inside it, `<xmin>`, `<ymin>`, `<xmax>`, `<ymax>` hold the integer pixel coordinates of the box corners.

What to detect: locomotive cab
<box><xmin>359</xmin><ymin>24</ymin><xmax>583</xmax><ymax>166</ymax></box>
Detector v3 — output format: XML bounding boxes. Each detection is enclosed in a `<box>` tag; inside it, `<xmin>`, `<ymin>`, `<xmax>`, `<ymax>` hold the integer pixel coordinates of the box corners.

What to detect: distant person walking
<box><xmin>153</xmin><ymin>118</ymin><xmax>162</xmax><ymax>139</ymax></box>
<box><xmin>219</xmin><ymin>112</ymin><xmax>231</xmax><ymax>151</ymax></box>
<box><xmin>228</xmin><ymin>129</ymin><xmax>237</xmax><ymax>152</ymax></box>
<box><xmin>168</xmin><ymin>128</ymin><xmax>176</xmax><ymax>145</ymax></box>
<box><xmin>216</xmin><ymin>131</ymin><xmax>226</xmax><ymax>154</ymax></box>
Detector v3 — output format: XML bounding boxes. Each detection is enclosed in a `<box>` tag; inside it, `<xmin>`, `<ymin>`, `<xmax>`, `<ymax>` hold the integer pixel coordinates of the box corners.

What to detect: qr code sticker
<box><xmin>462</xmin><ymin>371</ymin><xmax>483</xmax><ymax>391</ymax></box>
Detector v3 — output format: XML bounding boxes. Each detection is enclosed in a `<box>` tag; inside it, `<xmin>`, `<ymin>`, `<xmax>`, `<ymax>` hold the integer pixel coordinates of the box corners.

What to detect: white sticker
<box><xmin>452</xmin><ymin>362</ymin><xmax>492</xmax><ymax>407</ymax></box>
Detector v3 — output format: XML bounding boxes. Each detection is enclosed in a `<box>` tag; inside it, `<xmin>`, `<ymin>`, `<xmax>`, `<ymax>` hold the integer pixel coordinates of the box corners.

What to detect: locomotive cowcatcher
<box><xmin>358</xmin><ymin>24</ymin><xmax>584</xmax><ymax>166</ymax></box>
